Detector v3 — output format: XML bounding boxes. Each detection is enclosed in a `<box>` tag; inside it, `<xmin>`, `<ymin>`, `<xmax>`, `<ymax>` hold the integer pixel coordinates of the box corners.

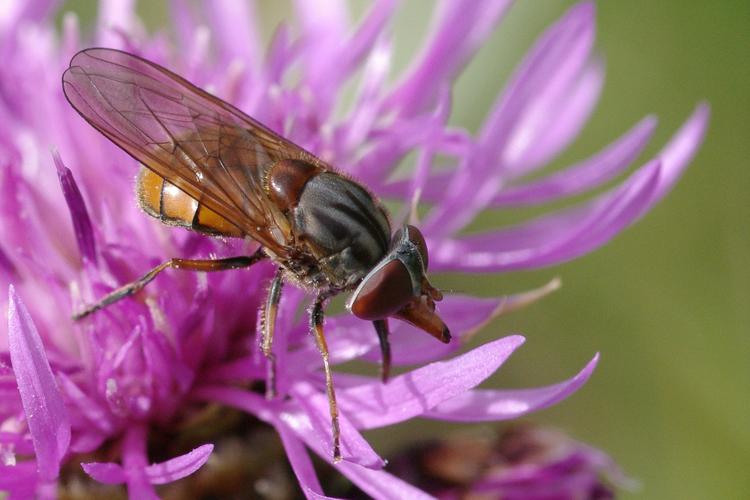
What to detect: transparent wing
<box><xmin>62</xmin><ymin>47</ymin><xmax>327</xmax><ymax>250</ymax></box>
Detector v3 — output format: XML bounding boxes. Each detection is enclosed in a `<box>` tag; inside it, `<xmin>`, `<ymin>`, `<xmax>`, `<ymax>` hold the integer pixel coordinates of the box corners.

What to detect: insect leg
<box><xmin>373</xmin><ymin>319</ymin><xmax>391</xmax><ymax>383</ymax></box>
<box><xmin>311</xmin><ymin>293</ymin><xmax>341</xmax><ymax>463</ymax></box>
<box><xmin>74</xmin><ymin>248</ymin><xmax>266</xmax><ymax>320</ymax></box>
<box><xmin>261</xmin><ymin>268</ymin><xmax>284</xmax><ymax>399</ymax></box>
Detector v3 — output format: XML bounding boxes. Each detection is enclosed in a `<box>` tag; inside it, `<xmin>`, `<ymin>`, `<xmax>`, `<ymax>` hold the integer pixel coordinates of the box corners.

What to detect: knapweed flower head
<box><xmin>388</xmin><ymin>424</ymin><xmax>633</xmax><ymax>499</ymax></box>
<box><xmin>0</xmin><ymin>1</ymin><xmax>707</xmax><ymax>499</ymax></box>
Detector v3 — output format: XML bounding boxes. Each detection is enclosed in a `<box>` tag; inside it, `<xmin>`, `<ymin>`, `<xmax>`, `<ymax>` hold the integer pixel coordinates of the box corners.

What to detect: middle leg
<box><xmin>261</xmin><ymin>268</ymin><xmax>284</xmax><ymax>399</ymax></box>
<box><xmin>310</xmin><ymin>293</ymin><xmax>341</xmax><ymax>462</ymax></box>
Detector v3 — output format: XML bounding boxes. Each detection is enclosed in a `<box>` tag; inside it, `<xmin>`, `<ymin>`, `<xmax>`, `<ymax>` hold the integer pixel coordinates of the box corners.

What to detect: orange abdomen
<box><xmin>136</xmin><ymin>168</ymin><xmax>244</xmax><ymax>238</ymax></box>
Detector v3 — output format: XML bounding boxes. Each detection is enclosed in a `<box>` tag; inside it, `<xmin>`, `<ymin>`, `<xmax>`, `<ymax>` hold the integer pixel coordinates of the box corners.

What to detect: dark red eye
<box><xmin>349</xmin><ymin>259</ymin><xmax>413</xmax><ymax>320</ymax></box>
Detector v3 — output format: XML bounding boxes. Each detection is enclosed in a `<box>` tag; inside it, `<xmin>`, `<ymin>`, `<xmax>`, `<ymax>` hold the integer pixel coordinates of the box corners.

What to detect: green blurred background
<box><xmin>61</xmin><ymin>1</ymin><xmax>749</xmax><ymax>498</ymax></box>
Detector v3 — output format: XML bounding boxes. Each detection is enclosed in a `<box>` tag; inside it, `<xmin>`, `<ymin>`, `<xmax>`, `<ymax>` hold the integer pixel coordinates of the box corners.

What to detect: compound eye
<box><xmin>349</xmin><ymin>259</ymin><xmax>413</xmax><ymax>320</ymax></box>
<box><xmin>406</xmin><ymin>225</ymin><xmax>429</xmax><ymax>268</ymax></box>
<box><xmin>392</xmin><ymin>225</ymin><xmax>429</xmax><ymax>268</ymax></box>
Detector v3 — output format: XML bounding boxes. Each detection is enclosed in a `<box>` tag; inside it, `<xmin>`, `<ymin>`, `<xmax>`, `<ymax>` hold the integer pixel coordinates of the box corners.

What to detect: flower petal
<box><xmin>53</xmin><ymin>151</ymin><xmax>97</xmax><ymax>264</ymax></box>
<box><xmin>424</xmin><ymin>1</ymin><xmax>596</xmax><ymax>237</ymax></box>
<box><xmin>431</xmin><ymin>158</ymin><xmax>661</xmax><ymax>272</ymax></box>
<box><xmin>361</xmin><ymin>280</ymin><xmax>559</xmax><ymax>366</ymax></box>
<box><xmin>502</xmin><ymin>59</ymin><xmax>605</xmax><ymax>175</ymax></box>
<box><xmin>337</xmin><ymin>336</ymin><xmax>525</xmax><ymax>429</ymax></box>
<box><xmin>96</xmin><ymin>0</ymin><xmax>137</xmax><ymax>48</ymax></box>
<box><xmin>425</xmin><ymin>353</ymin><xmax>598</xmax><ymax>421</ymax></box>
<box><xmin>640</xmin><ymin>102</ymin><xmax>710</xmax><ymax>212</ymax></box>
<box><xmin>274</xmin><ymin>422</ymin><xmax>328</xmax><ymax>499</ymax></box>
<box><xmin>57</xmin><ymin>372</ymin><xmax>114</xmax><ymax>434</ymax></box>
<box><xmin>386</xmin><ymin>0</ymin><xmax>513</xmax><ymax>116</ymax></box>
<box><xmin>341</xmin><ymin>37</ymin><xmax>392</xmax><ymax>155</ymax></box>
<box><xmin>7</xmin><ymin>285</ymin><xmax>70</xmax><ymax>481</ymax></box>
<box><xmin>0</xmin><ymin>461</ymin><xmax>39</xmax><ymax>498</ymax></box>
<box><xmin>291</xmin><ymin>382</ymin><xmax>385</xmax><ymax>469</ymax></box>
<box><xmin>145</xmin><ymin>444</ymin><xmax>214</xmax><ymax>484</ymax></box>
<box><xmin>121</xmin><ymin>424</ymin><xmax>159</xmax><ymax>500</ymax></box>
<box><xmin>81</xmin><ymin>461</ymin><xmax>126</xmax><ymax>484</ymax></box>
<box><xmin>292</xmin><ymin>428</ymin><xmax>435</xmax><ymax>500</ymax></box>
<box><xmin>491</xmin><ymin>115</ymin><xmax>657</xmax><ymax>207</ymax></box>
<box><xmin>205</xmin><ymin>0</ymin><xmax>261</xmax><ymax>72</ymax></box>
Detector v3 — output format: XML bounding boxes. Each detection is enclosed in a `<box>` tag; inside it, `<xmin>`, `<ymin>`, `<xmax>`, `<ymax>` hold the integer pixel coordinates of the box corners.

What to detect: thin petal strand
<box><xmin>53</xmin><ymin>151</ymin><xmax>97</xmax><ymax>264</ymax></box>
<box><xmin>338</xmin><ymin>336</ymin><xmax>525</xmax><ymax>429</ymax></box>
<box><xmin>145</xmin><ymin>444</ymin><xmax>214</xmax><ymax>484</ymax></box>
<box><xmin>81</xmin><ymin>461</ymin><xmax>126</xmax><ymax>484</ymax></box>
<box><xmin>426</xmin><ymin>354</ymin><xmax>599</xmax><ymax>421</ymax></box>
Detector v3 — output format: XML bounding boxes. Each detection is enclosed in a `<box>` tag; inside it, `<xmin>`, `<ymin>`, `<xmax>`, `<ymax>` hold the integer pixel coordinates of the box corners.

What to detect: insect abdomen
<box><xmin>136</xmin><ymin>168</ymin><xmax>244</xmax><ymax>237</ymax></box>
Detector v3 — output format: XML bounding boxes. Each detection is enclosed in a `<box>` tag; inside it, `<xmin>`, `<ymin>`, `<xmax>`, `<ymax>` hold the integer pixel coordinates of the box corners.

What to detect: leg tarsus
<box><xmin>311</xmin><ymin>294</ymin><xmax>341</xmax><ymax>462</ymax></box>
<box><xmin>373</xmin><ymin>319</ymin><xmax>391</xmax><ymax>384</ymax></box>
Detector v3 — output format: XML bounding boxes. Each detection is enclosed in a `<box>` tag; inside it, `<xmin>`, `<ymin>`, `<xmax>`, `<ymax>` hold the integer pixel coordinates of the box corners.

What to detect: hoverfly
<box><xmin>62</xmin><ymin>48</ymin><xmax>449</xmax><ymax>461</ymax></box>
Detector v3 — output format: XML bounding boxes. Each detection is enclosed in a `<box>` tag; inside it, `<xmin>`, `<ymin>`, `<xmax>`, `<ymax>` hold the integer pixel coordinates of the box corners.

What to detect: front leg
<box><xmin>310</xmin><ymin>293</ymin><xmax>341</xmax><ymax>462</ymax></box>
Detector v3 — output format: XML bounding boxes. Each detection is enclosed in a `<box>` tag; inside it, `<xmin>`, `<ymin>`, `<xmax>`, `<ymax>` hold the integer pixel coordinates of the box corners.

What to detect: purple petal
<box><xmin>284</xmin><ymin>292</ymin><xmax>504</xmax><ymax>369</ymax></box>
<box><xmin>431</xmin><ymin>158</ymin><xmax>662</xmax><ymax>272</ymax></box>
<box><xmin>356</xmin><ymin>279</ymin><xmax>560</xmax><ymax>366</ymax></box>
<box><xmin>344</xmin><ymin>0</ymin><xmax>398</xmax><ymax>74</ymax></box>
<box><xmin>57</xmin><ymin>372</ymin><xmax>114</xmax><ymax>434</ymax></box>
<box><xmin>190</xmin><ymin>385</ymin><xmax>277</xmax><ymax>423</ymax></box>
<box><xmin>438</xmin><ymin>100</ymin><xmax>709</xmax><ymax>270</ymax></box>
<box><xmin>479</xmin><ymin>1</ymin><xmax>595</xmax><ymax>164</ymax></box>
<box><xmin>145</xmin><ymin>444</ymin><xmax>213</xmax><ymax>484</ymax></box>
<box><xmin>340</xmin><ymin>465</ymin><xmax>435</xmax><ymax>500</ymax></box>
<box><xmin>7</xmin><ymin>285</ymin><xmax>70</xmax><ymax>481</ymax></box>
<box><xmin>640</xmin><ymin>102</ymin><xmax>710</xmax><ymax>212</ymax></box>
<box><xmin>285</xmin><ymin>281</ymin><xmax>556</xmax><ymax>374</ymax></box>
<box><xmin>491</xmin><ymin>115</ymin><xmax>657</xmax><ymax>207</ymax></box>
<box><xmin>361</xmin><ymin>280</ymin><xmax>560</xmax><ymax>365</ymax></box>
<box><xmin>203</xmin><ymin>355</ymin><xmax>264</xmax><ymax>383</ymax></box>
<box><xmin>81</xmin><ymin>461</ymin><xmax>126</xmax><ymax>484</ymax></box>
<box><xmin>70</xmin><ymin>431</ymin><xmax>107</xmax><ymax>454</ymax></box>
<box><xmin>295</xmin><ymin>0</ymin><xmax>349</xmax><ymax>59</ymax></box>
<box><xmin>385</xmin><ymin>0</ymin><xmax>513</xmax><ymax>116</ymax></box>
<box><xmin>337</xmin><ymin>336</ymin><xmax>525</xmax><ymax>429</ymax></box>
<box><xmin>191</xmin><ymin>386</ymin><xmax>346</xmax><ymax>497</ymax></box>
<box><xmin>95</xmin><ymin>0</ymin><xmax>136</xmax><ymax>48</ymax></box>
<box><xmin>121</xmin><ymin>424</ymin><xmax>159</xmax><ymax>500</ymax></box>
<box><xmin>0</xmin><ymin>243</ymin><xmax>18</xmax><ymax>279</ymax></box>
<box><xmin>265</xmin><ymin>23</ymin><xmax>295</xmax><ymax>85</ymax></box>
<box><xmin>295</xmin><ymin>0</ymin><xmax>396</xmax><ymax>104</ymax></box>
<box><xmin>0</xmin><ymin>461</ymin><xmax>38</xmax><ymax>497</ymax></box>
<box><xmin>294</xmin><ymin>0</ymin><xmax>348</xmax><ymax>96</ymax></box>
<box><xmin>167</xmin><ymin>0</ymin><xmax>198</xmax><ymax>54</ymax></box>
<box><xmin>502</xmin><ymin>59</ymin><xmax>604</xmax><ymax>175</ymax></box>
<box><xmin>291</xmin><ymin>382</ymin><xmax>385</xmax><ymax>468</ymax></box>
<box><xmin>0</xmin><ymin>431</ymin><xmax>34</xmax><ymax>454</ymax></box>
<box><xmin>426</xmin><ymin>353</ymin><xmax>599</xmax><ymax>421</ymax></box>
<box><xmin>424</xmin><ymin>1</ymin><xmax>596</xmax><ymax>238</ymax></box>
<box><xmin>341</xmin><ymin>38</ymin><xmax>392</xmax><ymax>155</ymax></box>
<box><xmin>206</xmin><ymin>0</ymin><xmax>261</xmax><ymax>72</ymax></box>
<box><xmin>53</xmin><ymin>151</ymin><xmax>97</xmax><ymax>264</ymax></box>
<box><xmin>274</xmin><ymin>422</ymin><xmax>327</xmax><ymax>499</ymax></box>
<box><xmin>292</xmin><ymin>428</ymin><xmax>434</xmax><ymax>500</ymax></box>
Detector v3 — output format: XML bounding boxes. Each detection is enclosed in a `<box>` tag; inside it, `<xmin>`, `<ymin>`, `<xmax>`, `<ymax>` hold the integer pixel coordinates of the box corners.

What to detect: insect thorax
<box><xmin>270</xmin><ymin>169</ymin><xmax>392</xmax><ymax>292</ymax></box>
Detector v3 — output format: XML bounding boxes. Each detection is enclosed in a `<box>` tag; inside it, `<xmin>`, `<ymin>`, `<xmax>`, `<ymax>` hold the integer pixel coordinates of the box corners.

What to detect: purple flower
<box><xmin>387</xmin><ymin>424</ymin><xmax>633</xmax><ymax>499</ymax></box>
<box><xmin>0</xmin><ymin>1</ymin><xmax>707</xmax><ymax>498</ymax></box>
